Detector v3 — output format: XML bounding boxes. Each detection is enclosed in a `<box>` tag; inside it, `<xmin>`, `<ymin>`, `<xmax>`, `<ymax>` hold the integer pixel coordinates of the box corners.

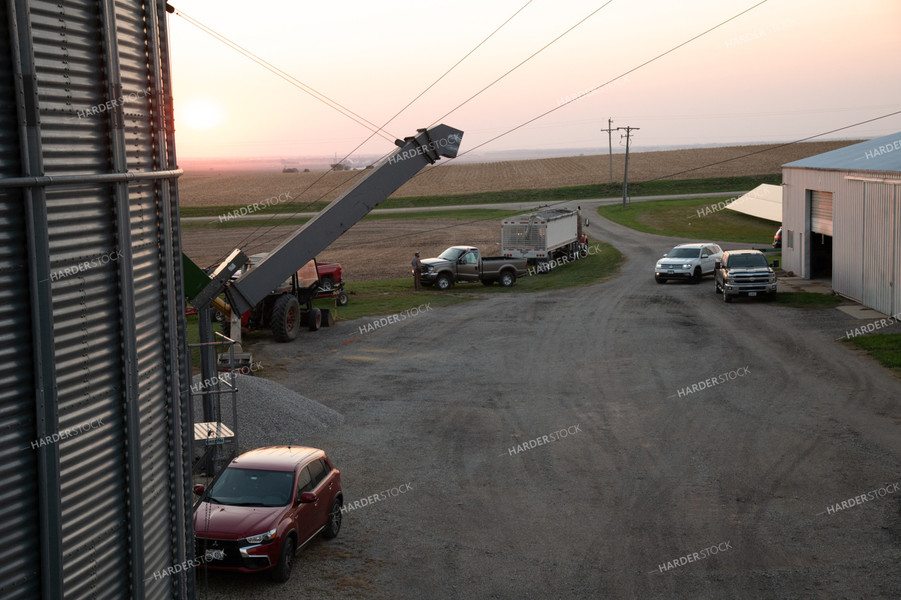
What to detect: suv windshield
<box><xmin>667</xmin><ymin>247</ymin><xmax>701</xmax><ymax>259</ymax></box>
<box><xmin>726</xmin><ymin>254</ymin><xmax>769</xmax><ymax>268</ymax></box>
<box><xmin>205</xmin><ymin>468</ymin><xmax>295</xmax><ymax>507</ymax></box>
<box><xmin>439</xmin><ymin>248</ymin><xmax>466</xmax><ymax>261</ymax></box>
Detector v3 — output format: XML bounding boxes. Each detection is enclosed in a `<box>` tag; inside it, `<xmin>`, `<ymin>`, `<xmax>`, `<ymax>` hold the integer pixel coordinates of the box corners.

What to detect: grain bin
<box><xmin>0</xmin><ymin>2</ymin><xmax>193</xmax><ymax>598</ymax></box>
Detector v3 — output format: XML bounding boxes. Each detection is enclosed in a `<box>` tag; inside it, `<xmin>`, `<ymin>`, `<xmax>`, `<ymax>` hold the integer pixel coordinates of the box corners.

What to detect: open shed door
<box><xmin>810</xmin><ymin>191</ymin><xmax>834</xmax><ymax>236</ymax></box>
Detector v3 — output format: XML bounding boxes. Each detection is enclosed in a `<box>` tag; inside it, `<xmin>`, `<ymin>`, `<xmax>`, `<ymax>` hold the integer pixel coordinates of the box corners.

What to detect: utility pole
<box><xmin>600</xmin><ymin>118</ymin><xmax>614</xmax><ymax>182</ymax></box>
<box><xmin>616</xmin><ymin>126</ymin><xmax>639</xmax><ymax>208</ymax></box>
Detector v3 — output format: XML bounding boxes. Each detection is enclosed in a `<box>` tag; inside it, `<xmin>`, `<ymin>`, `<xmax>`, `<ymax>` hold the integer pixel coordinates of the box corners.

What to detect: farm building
<box><xmin>782</xmin><ymin>133</ymin><xmax>901</xmax><ymax>316</ymax></box>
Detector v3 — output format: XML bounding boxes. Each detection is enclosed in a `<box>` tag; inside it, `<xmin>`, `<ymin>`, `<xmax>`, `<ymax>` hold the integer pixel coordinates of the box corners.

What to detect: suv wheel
<box><xmin>691</xmin><ymin>267</ymin><xmax>702</xmax><ymax>284</ymax></box>
<box><xmin>270</xmin><ymin>535</ymin><xmax>296</xmax><ymax>583</ymax></box>
<box><xmin>323</xmin><ymin>498</ymin><xmax>342</xmax><ymax>539</ymax></box>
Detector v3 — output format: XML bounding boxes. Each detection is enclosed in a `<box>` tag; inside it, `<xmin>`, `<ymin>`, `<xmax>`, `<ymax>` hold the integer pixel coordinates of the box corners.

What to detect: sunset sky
<box><xmin>166</xmin><ymin>0</ymin><xmax>901</xmax><ymax>163</ymax></box>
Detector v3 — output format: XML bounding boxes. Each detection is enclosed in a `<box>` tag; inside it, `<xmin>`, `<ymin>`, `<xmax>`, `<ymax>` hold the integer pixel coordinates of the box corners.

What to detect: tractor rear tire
<box><xmin>271</xmin><ymin>295</ymin><xmax>301</xmax><ymax>342</ymax></box>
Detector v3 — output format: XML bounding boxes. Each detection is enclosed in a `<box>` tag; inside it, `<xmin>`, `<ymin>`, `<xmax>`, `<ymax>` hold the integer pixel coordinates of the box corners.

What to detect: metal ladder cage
<box><xmin>188</xmin><ymin>331</ymin><xmax>241</xmax><ymax>477</ymax></box>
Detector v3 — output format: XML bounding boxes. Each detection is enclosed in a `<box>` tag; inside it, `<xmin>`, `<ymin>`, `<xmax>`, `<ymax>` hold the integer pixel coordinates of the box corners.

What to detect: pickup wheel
<box><xmin>270</xmin><ymin>535</ymin><xmax>296</xmax><ymax>583</ymax></box>
<box><xmin>498</xmin><ymin>270</ymin><xmax>516</xmax><ymax>287</ymax></box>
<box><xmin>336</xmin><ymin>291</ymin><xmax>349</xmax><ymax>306</ymax></box>
<box><xmin>271</xmin><ymin>295</ymin><xmax>301</xmax><ymax>342</ymax></box>
<box><xmin>691</xmin><ymin>267</ymin><xmax>702</xmax><ymax>284</ymax></box>
<box><xmin>308</xmin><ymin>307</ymin><xmax>322</xmax><ymax>331</ymax></box>
<box><xmin>436</xmin><ymin>274</ymin><xmax>452</xmax><ymax>290</ymax></box>
<box><xmin>318</xmin><ymin>276</ymin><xmax>335</xmax><ymax>291</ymax></box>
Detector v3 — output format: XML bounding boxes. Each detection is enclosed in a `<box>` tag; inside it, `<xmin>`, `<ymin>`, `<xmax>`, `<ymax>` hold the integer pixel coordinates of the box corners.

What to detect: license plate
<box><xmin>667</xmin><ymin>270</ymin><xmax>674</xmax><ymax>274</ymax></box>
<box><xmin>748</xmin><ymin>292</ymin><xmax>757</xmax><ymax>297</ymax></box>
<box><xmin>205</xmin><ymin>549</ymin><xmax>225</xmax><ymax>561</ymax></box>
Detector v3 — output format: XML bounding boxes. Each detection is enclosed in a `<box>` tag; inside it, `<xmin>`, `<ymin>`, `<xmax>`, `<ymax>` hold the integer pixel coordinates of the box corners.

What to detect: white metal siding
<box><xmin>783</xmin><ymin>165</ymin><xmax>901</xmax><ymax>313</ymax></box>
<box><xmin>863</xmin><ymin>182</ymin><xmax>895</xmax><ymax>315</ymax></box>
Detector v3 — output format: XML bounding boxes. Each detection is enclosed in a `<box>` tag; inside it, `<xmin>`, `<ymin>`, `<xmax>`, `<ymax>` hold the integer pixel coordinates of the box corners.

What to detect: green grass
<box><xmin>179</xmin><ymin>203</ymin><xmax>329</xmax><ymax>218</ymax></box>
<box><xmin>598</xmin><ymin>196</ymin><xmax>778</xmax><ymax>244</ymax></box>
<box><xmin>844</xmin><ymin>333</ymin><xmax>901</xmax><ymax>372</ymax></box>
<box><xmin>313</xmin><ymin>241</ymin><xmax>623</xmax><ymax>322</ymax></box>
<box><xmin>771</xmin><ymin>292</ymin><xmax>845</xmax><ymax>309</ymax></box>
<box><xmin>377</xmin><ymin>174</ymin><xmax>780</xmax><ymax>209</ymax></box>
<box><xmin>179</xmin><ymin>174</ymin><xmax>780</xmax><ymax>221</ymax></box>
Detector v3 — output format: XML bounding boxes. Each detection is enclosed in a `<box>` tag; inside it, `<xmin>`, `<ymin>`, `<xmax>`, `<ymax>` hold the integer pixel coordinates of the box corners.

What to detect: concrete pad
<box><xmin>836</xmin><ymin>305</ymin><xmax>897</xmax><ymax>320</ymax></box>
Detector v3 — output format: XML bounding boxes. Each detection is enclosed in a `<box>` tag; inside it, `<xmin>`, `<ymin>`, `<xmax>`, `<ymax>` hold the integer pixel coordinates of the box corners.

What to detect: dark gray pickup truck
<box><xmin>420</xmin><ymin>246</ymin><xmax>528</xmax><ymax>290</ymax></box>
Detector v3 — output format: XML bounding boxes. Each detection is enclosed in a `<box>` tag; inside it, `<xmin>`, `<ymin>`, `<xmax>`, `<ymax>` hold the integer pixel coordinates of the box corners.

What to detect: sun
<box><xmin>179</xmin><ymin>98</ymin><xmax>224</xmax><ymax>131</ymax></box>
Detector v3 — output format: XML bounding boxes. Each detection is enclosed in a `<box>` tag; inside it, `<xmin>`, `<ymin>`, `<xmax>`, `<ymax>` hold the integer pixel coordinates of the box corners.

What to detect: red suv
<box><xmin>193</xmin><ymin>446</ymin><xmax>343</xmax><ymax>582</ymax></box>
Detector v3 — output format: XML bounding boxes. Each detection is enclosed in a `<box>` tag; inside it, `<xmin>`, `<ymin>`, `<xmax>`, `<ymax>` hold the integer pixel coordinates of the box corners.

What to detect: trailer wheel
<box><xmin>436</xmin><ymin>274</ymin><xmax>452</xmax><ymax>290</ymax></box>
<box><xmin>498</xmin><ymin>270</ymin><xmax>516</xmax><ymax>287</ymax></box>
<box><xmin>308</xmin><ymin>307</ymin><xmax>322</xmax><ymax>331</ymax></box>
<box><xmin>336</xmin><ymin>291</ymin><xmax>349</xmax><ymax>306</ymax></box>
<box><xmin>271</xmin><ymin>295</ymin><xmax>300</xmax><ymax>342</ymax></box>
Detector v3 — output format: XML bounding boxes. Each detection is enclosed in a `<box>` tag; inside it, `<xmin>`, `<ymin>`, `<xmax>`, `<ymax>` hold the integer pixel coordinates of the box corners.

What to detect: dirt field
<box><xmin>182</xmin><ymin>219</ymin><xmax>500</xmax><ymax>279</ymax></box>
<box><xmin>178</xmin><ymin>140</ymin><xmax>858</xmax><ymax>208</ymax></box>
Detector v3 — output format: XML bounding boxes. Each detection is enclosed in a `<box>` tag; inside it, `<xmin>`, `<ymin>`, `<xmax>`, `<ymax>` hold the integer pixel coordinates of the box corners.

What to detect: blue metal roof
<box><xmin>784</xmin><ymin>132</ymin><xmax>901</xmax><ymax>173</ymax></box>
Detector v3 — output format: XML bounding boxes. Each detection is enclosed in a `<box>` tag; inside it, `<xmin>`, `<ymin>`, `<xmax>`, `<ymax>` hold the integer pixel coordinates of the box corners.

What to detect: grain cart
<box><xmin>501</xmin><ymin>207</ymin><xmax>585</xmax><ymax>264</ymax></box>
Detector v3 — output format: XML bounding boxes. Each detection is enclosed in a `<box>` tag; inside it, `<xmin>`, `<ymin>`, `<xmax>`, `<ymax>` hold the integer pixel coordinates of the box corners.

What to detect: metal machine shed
<box><xmin>782</xmin><ymin>132</ymin><xmax>901</xmax><ymax>316</ymax></box>
<box><xmin>1</xmin><ymin>1</ymin><xmax>193</xmax><ymax>599</ymax></box>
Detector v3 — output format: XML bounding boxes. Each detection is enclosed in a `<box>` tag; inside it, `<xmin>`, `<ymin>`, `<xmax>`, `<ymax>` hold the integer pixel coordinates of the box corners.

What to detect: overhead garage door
<box><xmin>810</xmin><ymin>190</ymin><xmax>833</xmax><ymax>236</ymax></box>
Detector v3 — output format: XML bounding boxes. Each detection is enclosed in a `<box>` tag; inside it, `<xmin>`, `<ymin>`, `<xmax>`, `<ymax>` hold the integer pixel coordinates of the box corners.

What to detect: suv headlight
<box><xmin>245</xmin><ymin>528</ymin><xmax>277</xmax><ymax>544</ymax></box>
<box><xmin>682</xmin><ymin>263</ymin><xmax>693</xmax><ymax>269</ymax></box>
<box><xmin>655</xmin><ymin>263</ymin><xmax>663</xmax><ymax>270</ymax></box>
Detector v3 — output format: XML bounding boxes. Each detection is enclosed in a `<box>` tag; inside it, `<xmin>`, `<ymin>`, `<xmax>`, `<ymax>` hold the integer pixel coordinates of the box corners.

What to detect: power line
<box><xmin>171</xmin><ymin>8</ymin><xmax>396</xmax><ymax>143</ymax></box>
<box><xmin>191</xmin><ymin>1</ymin><xmax>535</xmax><ymax>261</ymax></box>
<box><xmin>430</xmin><ymin>0</ymin><xmax>617</xmax><ymax>127</ymax></box>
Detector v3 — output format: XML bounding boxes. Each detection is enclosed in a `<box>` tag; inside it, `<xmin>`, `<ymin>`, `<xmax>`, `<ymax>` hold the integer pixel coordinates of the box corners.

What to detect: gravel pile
<box><xmin>190</xmin><ymin>372</ymin><xmax>344</xmax><ymax>452</ymax></box>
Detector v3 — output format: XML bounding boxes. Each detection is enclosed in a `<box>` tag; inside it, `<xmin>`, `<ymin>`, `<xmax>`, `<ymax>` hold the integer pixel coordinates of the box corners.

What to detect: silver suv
<box><xmin>655</xmin><ymin>243</ymin><xmax>723</xmax><ymax>284</ymax></box>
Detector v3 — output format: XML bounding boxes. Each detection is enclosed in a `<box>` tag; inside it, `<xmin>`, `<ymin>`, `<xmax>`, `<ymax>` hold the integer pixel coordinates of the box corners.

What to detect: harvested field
<box><xmin>182</xmin><ymin>218</ymin><xmax>499</xmax><ymax>280</ymax></box>
<box><xmin>178</xmin><ymin>140</ymin><xmax>859</xmax><ymax>207</ymax></box>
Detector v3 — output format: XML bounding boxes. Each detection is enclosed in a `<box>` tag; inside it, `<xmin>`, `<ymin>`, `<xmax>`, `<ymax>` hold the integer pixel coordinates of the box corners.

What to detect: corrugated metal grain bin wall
<box><xmin>0</xmin><ymin>1</ymin><xmax>193</xmax><ymax>599</ymax></box>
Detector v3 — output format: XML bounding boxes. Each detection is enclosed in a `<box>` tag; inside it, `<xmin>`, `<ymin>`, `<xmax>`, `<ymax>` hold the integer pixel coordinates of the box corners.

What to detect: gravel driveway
<box><xmin>194</xmin><ymin>204</ymin><xmax>901</xmax><ymax>599</ymax></box>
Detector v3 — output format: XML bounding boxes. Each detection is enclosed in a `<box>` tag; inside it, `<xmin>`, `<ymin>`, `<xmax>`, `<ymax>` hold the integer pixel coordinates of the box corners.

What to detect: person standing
<box><xmin>411</xmin><ymin>252</ymin><xmax>422</xmax><ymax>290</ymax></box>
